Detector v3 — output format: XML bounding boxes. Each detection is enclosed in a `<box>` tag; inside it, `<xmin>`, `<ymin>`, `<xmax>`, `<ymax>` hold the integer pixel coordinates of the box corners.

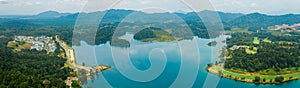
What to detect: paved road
<box><xmin>55</xmin><ymin>36</ymin><xmax>93</xmax><ymax>70</ymax></box>
<box><xmin>55</xmin><ymin>35</ymin><xmax>108</xmax><ymax>72</ymax></box>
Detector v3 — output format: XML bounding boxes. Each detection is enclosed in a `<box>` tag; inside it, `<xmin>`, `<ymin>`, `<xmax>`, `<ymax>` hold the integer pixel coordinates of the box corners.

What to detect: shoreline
<box><xmin>207</xmin><ymin>64</ymin><xmax>300</xmax><ymax>84</ymax></box>
<box><xmin>55</xmin><ymin>35</ymin><xmax>111</xmax><ymax>86</ymax></box>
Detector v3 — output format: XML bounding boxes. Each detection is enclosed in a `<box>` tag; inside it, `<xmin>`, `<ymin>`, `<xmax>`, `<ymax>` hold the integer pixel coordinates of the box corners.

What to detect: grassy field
<box><xmin>208</xmin><ymin>64</ymin><xmax>300</xmax><ymax>83</ymax></box>
<box><xmin>7</xmin><ymin>41</ymin><xmax>33</xmax><ymax>50</ymax></box>
<box><xmin>263</xmin><ymin>38</ymin><xmax>272</xmax><ymax>43</ymax></box>
<box><xmin>258</xmin><ymin>67</ymin><xmax>300</xmax><ymax>75</ymax></box>
<box><xmin>227</xmin><ymin>28</ymin><xmax>249</xmax><ymax>33</ymax></box>
<box><xmin>245</xmin><ymin>47</ymin><xmax>258</xmax><ymax>54</ymax></box>
<box><xmin>253</xmin><ymin>37</ymin><xmax>260</xmax><ymax>44</ymax></box>
<box><xmin>240</xmin><ymin>37</ymin><xmax>260</xmax><ymax>54</ymax></box>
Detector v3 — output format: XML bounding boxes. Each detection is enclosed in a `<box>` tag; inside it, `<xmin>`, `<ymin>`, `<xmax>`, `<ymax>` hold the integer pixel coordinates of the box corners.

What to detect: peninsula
<box><xmin>207</xmin><ymin>24</ymin><xmax>300</xmax><ymax>84</ymax></box>
<box><xmin>55</xmin><ymin>35</ymin><xmax>111</xmax><ymax>86</ymax></box>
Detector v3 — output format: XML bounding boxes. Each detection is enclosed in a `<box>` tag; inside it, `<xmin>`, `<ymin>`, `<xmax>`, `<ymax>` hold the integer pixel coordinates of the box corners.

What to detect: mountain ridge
<box><xmin>1</xmin><ymin>9</ymin><xmax>300</xmax><ymax>32</ymax></box>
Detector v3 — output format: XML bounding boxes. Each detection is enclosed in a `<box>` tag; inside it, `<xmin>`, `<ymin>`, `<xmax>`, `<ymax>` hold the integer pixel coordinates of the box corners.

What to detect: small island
<box><xmin>207</xmin><ymin>26</ymin><xmax>300</xmax><ymax>84</ymax></box>
<box><xmin>133</xmin><ymin>27</ymin><xmax>176</xmax><ymax>42</ymax></box>
<box><xmin>207</xmin><ymin>41</ymin><xmax>217</xmax><ymax>46</ymax></box>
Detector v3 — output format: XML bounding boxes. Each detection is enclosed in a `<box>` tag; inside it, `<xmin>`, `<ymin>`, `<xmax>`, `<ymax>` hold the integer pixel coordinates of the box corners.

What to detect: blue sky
<box><xmin>0</xmin><ymin>0</ymin><xmax>300</xmax><ymax>15</ymax></box>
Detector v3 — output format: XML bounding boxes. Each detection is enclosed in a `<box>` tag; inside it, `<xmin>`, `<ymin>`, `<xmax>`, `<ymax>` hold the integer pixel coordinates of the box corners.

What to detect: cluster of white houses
<box><xmin>14</xmin><ymin>36</ymin><xmax>57</xmax><ymax>52</ymax></box>
<box><xmin>274</xmin><ymin>23</ymin><xmax>300</xmax><ymax>32</ymax></box>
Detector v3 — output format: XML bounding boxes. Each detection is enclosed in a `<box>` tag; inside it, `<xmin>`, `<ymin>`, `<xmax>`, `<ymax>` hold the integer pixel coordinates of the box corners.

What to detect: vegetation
<box><xmin>2</xmin><ymin>9</ymin><xmax>300</xmax><ymax>86</ymax></box>
<box><xmin>0</xmin><ymin>46</ymin><xmax>73</xmax><ymax>87</ymax></box>
<box><xmin>207</xmin><ymin>29</ymin><xmax>300</xmax><ymax>84</ymax></box>
<box><xmin>245</xmin><ymin>46</ymin><xmax>258</xmax><ymax>54</ymax></box>
<box><xmin>134</xmin><ymin>27</ymin><xmax>176</xmax><ymax>42</ymax></box>
<box><xmin>252</xmin><ymin>37</ymin><xmax>260</xmax><ymax>44</ymax></box>
<box><xmin>225</xmin><ymin>32</ymin><xmax>300</xmax><ymax>72</ymax></box>
<box><xmin>0</xmin><ymin>24</ymin><xmax>79</xmax><ymax>87</ymax></box>
<box><xmin>262</xmin><ymin>38</ymin><xmax>272</xmax><ymax>43</ymax></box>
<box><xmin>207</xmin><ymin>63</ymin><xmax>300</xmax><ymax>84</ymax></box>
<box><xmin>207</xmin><ymin>41</ymin><xmax>217</xmax><ymax>46</ymax></box>
<box><xmin>7</xmin><ymin>41</ymin><xmax>33</xmax><ymax>51</ymax></box>
<box><xmin>229</xmin><ymin>13</ymin><xmax>300</xmax><ymax>32</ymax></box>
<box><xmin>226</xmin><ymin>28</ymin><xmax>249</xmax><ymax>33</ymax></box>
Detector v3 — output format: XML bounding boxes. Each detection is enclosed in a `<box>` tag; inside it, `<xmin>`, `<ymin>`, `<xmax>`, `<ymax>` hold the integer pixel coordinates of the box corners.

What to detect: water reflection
<box><xmin>73</xmin><ymin>33</ymin><xmax>228</xmax><ymax>88</ymax></box>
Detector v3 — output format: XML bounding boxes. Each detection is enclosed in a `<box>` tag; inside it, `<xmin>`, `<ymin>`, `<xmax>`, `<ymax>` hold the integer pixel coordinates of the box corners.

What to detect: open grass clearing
<box><xmin>228</xmin><ymin>28</ymin><xmax>249</xmax><ymax>33</ymax></box>
<box><xmin>263</xmin><ymin>38</ymin><xmax>272</xmax><ymax>43</ymax></box>
<box><xmin>253</xmin><ymin>37</ymin><xmax>260</xmax><ymax>44</ymax></box>
<box><xmin>7</xmin><ymin>41</ymin><xmax>33</xmax><ymax>50</ymax></box>
<box><xmin>245</xmin><ymin>47</ymin><xmax>258</xmax><ymax>54</ymax></box>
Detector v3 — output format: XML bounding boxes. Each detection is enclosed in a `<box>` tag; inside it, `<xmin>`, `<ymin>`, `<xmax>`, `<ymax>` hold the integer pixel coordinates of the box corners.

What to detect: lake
<box><xmin>73</xmin><ymin>34</ymin><xmax>300</xmax><ymax>88</ymax></box>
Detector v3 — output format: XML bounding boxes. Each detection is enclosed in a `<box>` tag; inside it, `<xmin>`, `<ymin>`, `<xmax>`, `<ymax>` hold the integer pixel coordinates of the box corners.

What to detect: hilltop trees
<box><xmin>0</xmin><ymin>46</ymin><xmax>72</xmax><ymax>87</ymax></box>
<box><xmin>224</xmin><ymin>33</ymin><xmax>300</xmax><ymax>72</ymax></box>
<box><xmin>253</xmin><ymin>76</ymin><xmax>260</xmax><ymax>82</ymax></box>
<box><xmin>275</xmin><ymin>76</ymin><xmax>284</xmax><ymax>82</ymax></box>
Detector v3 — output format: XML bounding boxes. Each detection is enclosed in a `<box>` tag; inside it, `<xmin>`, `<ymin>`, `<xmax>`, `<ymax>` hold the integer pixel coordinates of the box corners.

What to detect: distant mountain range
<box><xmin>1</xmin><ymin>9</ymin><xmax>300</xmax><ymax>30</ymax></box>
<box><xmin>229</xmin><ymin>13</ymin><xmax>300</xmax><ymax>30</ymax></box>
<box><xmin>0</xmin><ymin>11</ymin><xmax>71</xmax><ymax>19</ymax></box>
<box><xmin>35</xmin><ymin>11</ymin><xmax>71</xmax><ymax>19</ymax></box>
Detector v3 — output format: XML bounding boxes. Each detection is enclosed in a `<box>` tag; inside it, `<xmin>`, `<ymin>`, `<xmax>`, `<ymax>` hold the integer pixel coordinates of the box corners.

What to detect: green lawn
<box><xmin>263</xmin><ymin>38</ymin><xmax>272</xmax><ymax>43</ymax></box>
<box><xmin>253</xmin><ymin>37</ymin><xmax>260</xmax><ymax>44</ymax></box>
<box><xmin>245</xmin><ymin>47</ymin><xmax>258</xmax><ymax>54</ymax></box>
<box><xmin>209</xmin><ymin>64</ymin><xmax>300</xmax><ymax>83</ymax></box>
<box><xmin>7</xmin><ymin>41</ymin><xmax>33</xmax><ymax>50</ymax></box>
<box><xmin>228</xmin><ymin>28</ymin><xmax>249</xmax><ymax>33</ymax></box>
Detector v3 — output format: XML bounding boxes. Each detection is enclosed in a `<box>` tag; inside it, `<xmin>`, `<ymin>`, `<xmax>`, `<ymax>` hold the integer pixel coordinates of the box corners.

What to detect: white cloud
<box><xmin>35</xmin><ymin>2</ymin><xmax>41</xmax><ymax>5</ymax></box>
<box><xmin>250</xmin><ymin>3</ymin><xmax>257</xmax><ymax>7</ymax></box>
<box><xmin>210</xmin><ymin>0</ymin><xmax>300</xmax><ymax>15</ymax></box>
<box><xmin>0</xmin><ymin>0</ymin><xmax>9</xmax><ymax>4</ymax></box>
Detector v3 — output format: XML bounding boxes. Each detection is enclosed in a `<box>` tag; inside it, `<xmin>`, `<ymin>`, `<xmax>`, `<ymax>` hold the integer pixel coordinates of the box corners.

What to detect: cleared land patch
<box><xmin>253</xmin><ymin>37</ymin><xmax>260</xmax><ymax>44</ymax></box>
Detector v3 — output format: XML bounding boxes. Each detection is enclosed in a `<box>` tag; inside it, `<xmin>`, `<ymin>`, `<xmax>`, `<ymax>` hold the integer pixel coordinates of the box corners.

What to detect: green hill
<box><xmin>134</xmin><ymin>27</ymin><xmax>176</xmax><ymax>42</ymax></box>
<box><xmin>229</xmin><ymin>13</ymin><xmax>300</xmax><ymax>32</ymax></box>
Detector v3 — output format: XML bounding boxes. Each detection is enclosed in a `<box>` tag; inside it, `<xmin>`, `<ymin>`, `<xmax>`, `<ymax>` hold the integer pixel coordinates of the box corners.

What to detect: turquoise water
<box><xmin>73</xmin><ymin>35</ymin><xmax>300</xmax><ymax>88</ymax></box>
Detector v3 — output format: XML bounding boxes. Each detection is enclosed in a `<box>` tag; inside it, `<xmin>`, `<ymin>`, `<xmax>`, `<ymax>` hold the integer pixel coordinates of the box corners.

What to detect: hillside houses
<box><xmin>13</xmin><ymin>36</ymin><xmax>57</xmax><ymax>52</ymax></box>
<box><xmin>274</xmin><ymin>23</ymin><xmax>300</xmax><ymax>32</ymax></box>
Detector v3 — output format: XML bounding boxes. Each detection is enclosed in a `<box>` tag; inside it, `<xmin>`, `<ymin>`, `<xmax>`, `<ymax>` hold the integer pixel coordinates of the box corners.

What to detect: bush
<box><xmin>253</xmin><ymin>76</ymin><xmax>260</xmax><ymax>82</ymax></box>
<box><xmin>275</xmin><ymin>76</ymin><xmax>284</xmax><ymax>82</ymax></box>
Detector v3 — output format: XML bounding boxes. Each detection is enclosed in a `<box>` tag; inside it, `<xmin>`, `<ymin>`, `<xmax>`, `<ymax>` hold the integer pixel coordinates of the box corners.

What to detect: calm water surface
<box><xmin>73</xmin><ymin>34</ymin><xmax>300</xmax><ymax>88</ymax></box>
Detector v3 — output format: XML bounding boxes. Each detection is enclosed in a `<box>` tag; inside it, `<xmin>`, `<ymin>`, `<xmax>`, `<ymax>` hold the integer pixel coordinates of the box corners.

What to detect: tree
<box><xmin>20</xmin><ymin>82</ymin><xmax>29</xmax><ymax>87</ymax></box>
<box><xmin>0</xmin><ymin>46</ymin><xmax>72</xmax><ymax>87</ymax></box>
<box><xmin>224</xmin><ymin>32</ymin><xmax>300</xmax><ymax>73</ymax></box>
<box><xmin>263</xmin><ymin>78</ymin><xmax>266</xmax><ymax>82</ymax></box>
<box><xmin>270</xmin><ymin>79</ymin><xmax>273</xmax><ymax>82</ymax></box>
<box><xmin>207</xmin><ymin>63</ymin><xmax>213</xmax><ymax>67</ymax></box>
<box><xmin>218</xmin><ymin>71</ymin><xmax>222</xmax><ymax>77</ymax></box>
<box><xmin>82</xmin><ymin>62</ymin><xmax>85</xmax><ymax>66</ymax></box>
<box><xmin>275</xmin><ymin>76</ymin><xmax>284</xmax><ymax>82</ymax></box>
<box><xmin>71</xmin><ymin>80</ymin><xmax>81</xmax><ymax>88</ymax></box>
<box><xmin>241</xmin><ymin>77</ymin><xmax>246</xmax><ymax>80</ymax></box>
<box><xmin>253</xmin><ymin>76</ymin><xmax>260</xmax><ymax>82</ymax></box>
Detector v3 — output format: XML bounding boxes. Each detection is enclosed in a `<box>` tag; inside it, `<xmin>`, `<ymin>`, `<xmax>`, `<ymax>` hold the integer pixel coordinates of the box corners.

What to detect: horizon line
<box><xmin>1</xmin><ymin>9</ymin><xmax>299</xmax><ymax>16</ymax></box>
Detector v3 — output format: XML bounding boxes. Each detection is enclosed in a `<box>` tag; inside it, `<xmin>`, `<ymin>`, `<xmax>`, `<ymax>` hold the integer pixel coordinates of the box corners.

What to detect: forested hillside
<box><xmin>0</xmin><ymin>38</ymin><xmax>73</xmax><ymax>87</ymax></box>
<box><xmin>225</xmin><ymin>33</ymin><xmax>300</xmax><ymax>73</ymax></box>
<box><xmin>229</xmin><ymin>13</ymin><xmax>300</xmax><ymax>32</ymax></box>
